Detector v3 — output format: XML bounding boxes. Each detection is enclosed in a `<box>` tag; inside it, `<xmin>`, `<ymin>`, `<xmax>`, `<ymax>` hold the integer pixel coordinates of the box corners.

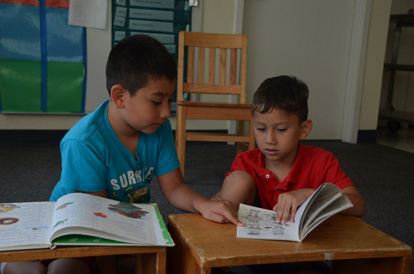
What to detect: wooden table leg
<box><xmin>135</xmin><ymin>250</ymin><xmax>166</xmax><ymax>274</ymax></box>
<box><xmin>167</xmin><ymin>224</ymin><xmax>202</xmax><ymax>274</ymax></box>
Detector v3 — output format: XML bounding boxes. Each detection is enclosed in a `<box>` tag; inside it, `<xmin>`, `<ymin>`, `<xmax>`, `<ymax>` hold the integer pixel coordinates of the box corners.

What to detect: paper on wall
<box><xmin>69</xmin><ymin>0</ymin><xmax>108</xmax><ymax>30</ymax></box>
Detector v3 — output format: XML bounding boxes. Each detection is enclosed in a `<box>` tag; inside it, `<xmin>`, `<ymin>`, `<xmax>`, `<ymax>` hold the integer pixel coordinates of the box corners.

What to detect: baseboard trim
<box><xmin>0</xmin><ymin>130</ymin><xmax>68</xmax><ymax>144</ymax></box>
<box><xmin>357</xmin><ymin>130</ymin><xmax>377</xmax><ymax>144</ymax></box>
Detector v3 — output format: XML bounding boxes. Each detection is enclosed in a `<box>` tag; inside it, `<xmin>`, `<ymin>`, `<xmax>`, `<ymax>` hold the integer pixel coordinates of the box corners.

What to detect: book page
<box><xmin>151</xmin><ymin>204</ymin><xmax>174</xmax><ymax>246</ymax></box>
<box><xmin>237</xmin><ymin>204</ymin><xmax>299</xmax><ymax>242</ymax></box>
<box><xmin>52</xmin><ymin>204</ymin><xmax>174</xmax><ymax>247</ymax></box>
<box><xmin>301</xmin><ymin>194</ymin><xmax>353</xmax><ymax>240</ymax></box>
<box><xmin>300</xmin><ymin>189</ymin><xmax>343</xmax><ymax>231</ymax></box>
<box><xmin>50</xmin><ymin>193</ymin><xmax>157</xmax><ymax>245</ymax></box>
<box><xmin>297</xmin><ymin>183</ymin><xmax>340</xmax><ymax>232</ymax></box>
<box><xmin>0</xmin><ymin>201</ymin><xmax>54</xmax><ymax>251</ymax></box>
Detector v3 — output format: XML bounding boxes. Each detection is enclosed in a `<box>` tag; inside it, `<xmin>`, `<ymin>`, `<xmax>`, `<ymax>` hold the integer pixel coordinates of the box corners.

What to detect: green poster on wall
<box><xmin>0</xmin><ymin>0</ymin><xmax>86</xmax><ymax>113</ymax></box>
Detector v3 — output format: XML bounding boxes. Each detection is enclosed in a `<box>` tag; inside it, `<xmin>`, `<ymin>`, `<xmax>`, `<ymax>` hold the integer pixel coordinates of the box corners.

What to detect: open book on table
<box><xmin>237</xmin><ymin>183</ymin><xmax>353</xmax><ymax>242</ymax></box>
<box><xmin>0</xmin><ymin>193</ymin><xmax>174</xmax><ymax>251</ymax></box>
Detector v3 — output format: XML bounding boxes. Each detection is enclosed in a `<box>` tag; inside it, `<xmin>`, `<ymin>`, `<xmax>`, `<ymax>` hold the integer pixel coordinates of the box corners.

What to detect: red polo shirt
<box><xmin>226</xmin><ymin>143</ymin><xmax>354</xmax><ymax>210</ymax></box>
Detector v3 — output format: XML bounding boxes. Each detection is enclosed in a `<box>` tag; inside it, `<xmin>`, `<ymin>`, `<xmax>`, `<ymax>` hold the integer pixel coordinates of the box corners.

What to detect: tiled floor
<box><xmin>376</xmin><ymin>125</ymin><xmax>414</xmax><ymax>153</ymax></box>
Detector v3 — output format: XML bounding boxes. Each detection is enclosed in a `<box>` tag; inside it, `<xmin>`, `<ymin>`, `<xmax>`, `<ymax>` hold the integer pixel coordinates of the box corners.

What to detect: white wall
<box><xmin>243</xmin><ymin>1</ymin><xmax>356</xmax><ymax>139</ymax></box>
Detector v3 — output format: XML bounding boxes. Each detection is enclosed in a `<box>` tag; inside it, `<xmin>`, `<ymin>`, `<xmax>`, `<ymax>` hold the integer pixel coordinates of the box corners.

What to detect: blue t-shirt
<box><xmin>50</xmin><ymin>100</ymin><xmax>180</xmax><ymax>203</ymax></box>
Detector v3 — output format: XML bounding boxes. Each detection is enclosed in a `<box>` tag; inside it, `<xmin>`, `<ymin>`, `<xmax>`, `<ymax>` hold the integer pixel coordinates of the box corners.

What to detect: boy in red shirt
<box><xmin>214</xmin><ymin>75</ymin><xmax>365</xmax><ymax>224</ymax></box>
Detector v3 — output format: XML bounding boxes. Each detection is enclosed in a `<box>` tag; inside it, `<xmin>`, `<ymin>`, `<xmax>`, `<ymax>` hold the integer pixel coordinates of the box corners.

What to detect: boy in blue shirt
<box><xmin>4</xmin><ymin>35</ymin><xmax>242</xmax><ymax>274</ymax></box>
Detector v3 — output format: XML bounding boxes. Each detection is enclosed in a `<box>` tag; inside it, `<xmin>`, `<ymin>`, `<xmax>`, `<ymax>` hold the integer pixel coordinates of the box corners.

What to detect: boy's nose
<box><xmin>160</xmin><ymin>104</ymin><xmax>171</xmax><ymax>118</ymax></box>
<box><xmin>266</xmin><ymin>132</ymin><xmax>276</xmax><ymax>144</ymax></box>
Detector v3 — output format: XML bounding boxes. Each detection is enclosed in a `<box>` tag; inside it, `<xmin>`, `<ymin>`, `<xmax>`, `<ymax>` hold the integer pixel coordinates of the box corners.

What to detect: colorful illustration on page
<box><xmin>0</xmin><ymin>217</ymin><xmax>19</xmax><ymax>225</ymax></box>
<box><xmin>53</xmin><ymin>219</ymin><xmax>68</xmax><ymax>229</ymax></box>
<box><xmin>93</xmin><ymin>212</ymin><xmax>107</xmax><ymax>218</ymax></box>
<box><xmin>107</xmin><ymin>202</ymin><xmax>148</xmax><ymax>219</ymax></box>
<box><xmin>56</xmin><ymin>202</ymin><xmax>74</xmax><ymax>211</ymax></box>
<box><xmin>0</xmin><ymin>203</ymin><xmax>19</xmax><ymax>214</ymax></box>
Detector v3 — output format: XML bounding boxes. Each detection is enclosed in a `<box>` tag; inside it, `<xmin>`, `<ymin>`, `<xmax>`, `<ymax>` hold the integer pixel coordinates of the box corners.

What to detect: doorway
<box><xmin>377</xmin><ymin>1</ymin><xmax>414</xmax><ymax>153</ymax></box>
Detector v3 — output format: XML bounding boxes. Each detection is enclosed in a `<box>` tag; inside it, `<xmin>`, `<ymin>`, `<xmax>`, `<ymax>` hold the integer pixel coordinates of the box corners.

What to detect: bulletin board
<box><xmin>0</xmin><ymin>0</ymin><xmax>86</xmax><ymax>113</ymax></box>
<box><xmin>111</xmin><ymin>0</ymin><xmax>192</xmax><ymax>60</ymax></box>
<box><xmin>111</xmin><ymin>0</ymin><xmax>192</xmax><ymax>112</ymax></box>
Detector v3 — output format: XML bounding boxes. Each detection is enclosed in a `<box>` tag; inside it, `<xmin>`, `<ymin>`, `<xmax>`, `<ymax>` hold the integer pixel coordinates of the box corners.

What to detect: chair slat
<box><xmin>183</xmin><ymin>83</ymin><xmax>241</xmax><ymax>95</ymax></box>
<box><xmin>208</xmin><ymin>48</ymin><xmax>216</xmax><ymax>84</ymax></box>
<box><xmin>219</xmin><ymin>48</ymin><xmax>226</xmax><ymax>85</ymax></box>
<box><xmin>230</xmin><ymin>48</ymin><xmax>237</xmax><ymax>85</ymax></box>
<box><xmin>197</xmin><ymin>47</ymin><xmax>205</xmax><ymax>84</ymax></box>
<box><xmin>187</xmin><ymin>46</ymin><xmax>194</xmax><ymax>84</ymax></box>
<box><xmin>184</xmin><ymin>32</ymin><xmax>244</xmax><ymax>49</ymax></box>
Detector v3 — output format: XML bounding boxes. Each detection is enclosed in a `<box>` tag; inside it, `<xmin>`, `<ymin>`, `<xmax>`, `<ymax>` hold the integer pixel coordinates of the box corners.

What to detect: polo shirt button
<box><xmin>265</xmin><ymin>174</ymin><xmax>270</xmax><ymax>179</ymax></box>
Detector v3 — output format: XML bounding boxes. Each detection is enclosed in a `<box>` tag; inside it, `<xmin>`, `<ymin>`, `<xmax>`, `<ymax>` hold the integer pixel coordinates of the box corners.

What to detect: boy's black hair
<box><xmin>106</xmin><ymin>34</ymin><xmax>177</xmax><ymax>96</ymax></box>
<box><xmin>252</xmin><ymin>75</ymin><xmax>309</xmax><ymax>123</ymax></box>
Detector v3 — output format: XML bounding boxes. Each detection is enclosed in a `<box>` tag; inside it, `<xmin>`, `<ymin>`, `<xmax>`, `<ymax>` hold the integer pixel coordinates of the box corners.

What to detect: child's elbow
<box><xmin>354</xmin><ymin>204</ymin><xmax>366</xmax><ymax>217</ymax></box>
<box><xmin>359</xmin><ymin>201</ymin><xmax>366</xmax><ymax>216</ymax></box>
<box><xmin>341</xmin><ymin>199</ymin><xmax>365</xmax><ymax>217</ymax></box>
<box><xmin>349</xmin><ymin>200</ymin><xmax>366</xmax><ymax>217</ymax></box>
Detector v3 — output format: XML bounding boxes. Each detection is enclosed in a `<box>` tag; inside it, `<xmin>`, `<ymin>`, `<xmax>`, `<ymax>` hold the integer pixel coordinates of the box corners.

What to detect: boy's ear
<box><xmin>110</xmin><ymin>85</ymin><xmax>128</xmax><ymax>108</ymax></box>
<box><xmin>299</xmin><ymin>119</ymin><xmax>313</xmax><ymax>140</ymax></box>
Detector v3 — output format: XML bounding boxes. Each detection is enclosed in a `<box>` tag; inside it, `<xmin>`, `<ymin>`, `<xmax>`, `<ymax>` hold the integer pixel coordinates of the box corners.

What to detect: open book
<box><xmin>237</xmin><ymin>183</ymin><xmax>353</xmax><ymax>242</ymax></box>
<box><xmin>0</xmin><ymin>193</ymin><xmax>174</xmax><ymax>251</ymax></box>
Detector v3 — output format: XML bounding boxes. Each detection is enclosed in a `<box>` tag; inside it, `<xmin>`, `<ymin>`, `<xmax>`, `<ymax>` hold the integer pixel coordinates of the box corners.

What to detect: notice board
<box><xmin>111</xmin><ymin>0</ymin><xmax>192</xmax><ymax>60</ymax></box>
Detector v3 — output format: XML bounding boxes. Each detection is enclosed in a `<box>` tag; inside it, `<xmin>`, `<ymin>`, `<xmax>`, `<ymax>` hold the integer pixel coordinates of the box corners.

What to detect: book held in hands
<box><xmin>0</xmin><ymin>193</ymin><xmax>174</xmax><ymax>251</ymax></box>
<box><xmin>237</xmin><ymin>183</ymin><xmax>353</xmax><ymax>242</ymax></box>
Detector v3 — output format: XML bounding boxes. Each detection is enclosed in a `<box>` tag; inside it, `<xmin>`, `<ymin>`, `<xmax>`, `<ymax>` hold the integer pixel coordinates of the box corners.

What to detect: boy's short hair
<box><xmin>106</xmin><ymin>34</ymin><xmax>177</xmax><ymax>96</ymax></box>
<box><xmin>252</xmin><ymin>75</ymin><xmax>309</xmax><ymax>123</ymax></box>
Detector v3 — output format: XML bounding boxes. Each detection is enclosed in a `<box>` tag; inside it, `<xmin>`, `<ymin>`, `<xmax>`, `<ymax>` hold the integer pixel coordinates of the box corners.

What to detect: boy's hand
<box><xmin>199</xmin><ymin>199</ymin><xmax>245</xmax><ymax>227</ymax></box>
<box><xmin>273</xmin><ymin>188</ymin><xmax>314</xmax><ymax>223</ymax></box>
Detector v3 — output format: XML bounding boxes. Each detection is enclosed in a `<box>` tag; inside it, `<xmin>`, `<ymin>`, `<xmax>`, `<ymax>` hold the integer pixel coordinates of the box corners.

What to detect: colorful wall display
<box><xmin>0</xmin><ymin>0</ymin><xmax>86</xmax><ymax>113</ymax></box>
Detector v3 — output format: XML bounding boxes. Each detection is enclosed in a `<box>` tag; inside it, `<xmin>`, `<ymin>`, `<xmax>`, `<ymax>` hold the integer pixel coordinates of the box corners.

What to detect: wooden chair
<box><xmin>175</xmin><ymin>31</ymin><xmax>255</xmax><ymax>176</ymax></box>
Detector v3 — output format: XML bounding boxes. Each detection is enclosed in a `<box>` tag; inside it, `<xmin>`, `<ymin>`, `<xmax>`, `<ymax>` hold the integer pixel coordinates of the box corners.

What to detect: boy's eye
<box><xmin>152</xmin><ymin>101</ymin><xmax>162</xmax><ymax>105</ymax></box>
<box><xmin>277</xmin><ymin>128</ymin><xmax>287</xmax><ymax>132</ymax></box>
<box><xmin>256</xmin><ymin>127</ymin><xmax>265</xmax><ymax>131</ymax></box>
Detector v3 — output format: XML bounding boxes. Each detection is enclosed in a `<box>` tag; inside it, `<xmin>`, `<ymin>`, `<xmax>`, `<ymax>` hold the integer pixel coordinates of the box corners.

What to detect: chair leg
<box><xmin>176</xmin><ymin>106</ymin><xmax>187</xmax><ymax>176</ymax></box>
<box><xmin>178</xmin><ymin>141</ymin><xmax>186</xmax><ymax>176</ymax></box>
<box><xmin>237</xmin><ymin>119</ymin><xmax>256</xmax><ymax>153</ymax></box>
<box><xmin>248</xmin><ymin>118</ymin><xmax>256</xmax><ymax>150</ymax></box>
<box><xmin>236</xmin><ymin>121</ymin><xmax>244</xmax><ymax>154</ymax></box>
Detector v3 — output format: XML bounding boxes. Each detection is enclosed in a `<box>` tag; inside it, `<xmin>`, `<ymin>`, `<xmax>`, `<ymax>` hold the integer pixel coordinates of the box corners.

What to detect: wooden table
<box><xmin>0</xmin><ymin>245</ymin><xmax>166</xmax><ymax>274</ymax></box>
<box><xmin>167</xmin><ymin>214</ymin><xmax>412</xmax><ymax>274</ymax></box>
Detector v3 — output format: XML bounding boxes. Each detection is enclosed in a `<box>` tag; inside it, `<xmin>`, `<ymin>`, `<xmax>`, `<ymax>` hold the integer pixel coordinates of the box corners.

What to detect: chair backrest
<box><xmin>177</xmin><ymin>31</ymin><xmax>248</xmax><ymax>104</ymax></box>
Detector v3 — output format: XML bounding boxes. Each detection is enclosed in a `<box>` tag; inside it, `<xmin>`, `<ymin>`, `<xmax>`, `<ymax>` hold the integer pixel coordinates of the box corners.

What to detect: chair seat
<box><xmin>177</xmin><ymin>102</ymin><xmax>252</xmax><ymax>121</ymax></box>
<box><xmin>176</xmin><ymin>101</ymin><xmax>251</xmax><ymax>109</ymax></box>
<box><xmin>186</xmin><ymin>132</ymin><xmax>251</xmax><ymax>142</ymax></box>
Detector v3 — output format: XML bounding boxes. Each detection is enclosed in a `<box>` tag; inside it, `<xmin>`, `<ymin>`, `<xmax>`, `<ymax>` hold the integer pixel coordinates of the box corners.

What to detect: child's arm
<box><xmin>158</xmin><ymin>168</ymin><xmax>245</xmax><ymax>226</ymax></box>
<box><xmin>340</xmin><ymin>186</ymin><xmax>365</xmax><ymax>216</ymax></box>
<box><xmin>212</xmin><ymin>170</ymin><xmax>257</xmax><ymax>210</ymax></box>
